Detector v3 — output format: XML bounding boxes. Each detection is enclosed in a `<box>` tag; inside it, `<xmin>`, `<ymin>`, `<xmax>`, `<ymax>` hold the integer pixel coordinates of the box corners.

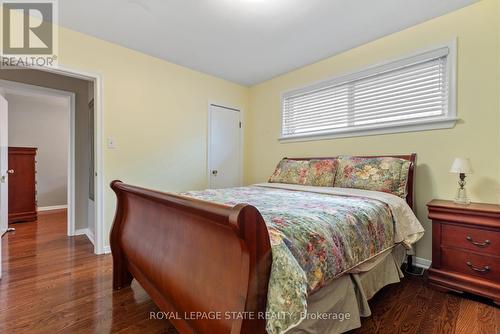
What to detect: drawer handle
<box><xmin>466</xmin><ymin>261</ymin><xmax>490</xmax><ymax>273</ymax></box>
<box><xmin>466</xmin><ymin>235</ymin><xmax>490</xmax><ymax>247</ymax></box>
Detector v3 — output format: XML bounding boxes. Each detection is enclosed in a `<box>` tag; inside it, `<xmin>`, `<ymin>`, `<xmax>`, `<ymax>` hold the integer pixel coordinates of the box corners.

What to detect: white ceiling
<box><xmin>60</xmin><ymin>0</ymin><xmax>476</xmax><ymax>86</ymax></box>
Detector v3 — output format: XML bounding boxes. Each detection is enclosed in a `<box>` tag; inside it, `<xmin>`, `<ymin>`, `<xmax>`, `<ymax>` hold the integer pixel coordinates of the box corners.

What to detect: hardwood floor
<box><xmin>1</xmin><ymin>210</ymin><xmax>498</xmax><ymax>333</ymax></box>
<box><xmin>0</xmin><ymin>210</ymin><xmax>175</xmax><ymax>334</ymax></box>
<box><xmin>349</xmin><ymin>270</ymin><xmax>500</xmax><ymax>334</ymax></box>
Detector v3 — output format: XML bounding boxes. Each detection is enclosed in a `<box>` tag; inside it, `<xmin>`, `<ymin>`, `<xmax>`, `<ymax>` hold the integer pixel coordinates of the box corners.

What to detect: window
<box><xmin>281</xmin><ymin>45</ymin><xmax>456</xmax><ymax>141</ymax></box>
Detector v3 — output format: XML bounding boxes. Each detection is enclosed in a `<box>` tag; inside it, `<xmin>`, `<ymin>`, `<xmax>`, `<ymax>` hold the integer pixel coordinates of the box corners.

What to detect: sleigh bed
<box><xmin>110</xmin><ymin>154</ymin><xmax>422</xmax><ymax>334</ymax></box>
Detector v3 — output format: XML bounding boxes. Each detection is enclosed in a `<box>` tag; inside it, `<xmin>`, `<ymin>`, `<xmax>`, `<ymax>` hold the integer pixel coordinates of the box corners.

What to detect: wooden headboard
<box><xmin>284</xmin><ymin>154</ymin><xmax>417</xmax><ymax>211</ymax></box>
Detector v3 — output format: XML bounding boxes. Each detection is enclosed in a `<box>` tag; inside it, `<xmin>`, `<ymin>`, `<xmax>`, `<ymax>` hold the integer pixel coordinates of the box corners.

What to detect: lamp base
<box><xmin>454</xmin><ymin>198</ymin><xmax>471</xmax><ymax>205</ymax></box>
<box><xmin>454</xmin><ymin>187</ymin><xmax>470</xmax><ymax>205</ymax></box>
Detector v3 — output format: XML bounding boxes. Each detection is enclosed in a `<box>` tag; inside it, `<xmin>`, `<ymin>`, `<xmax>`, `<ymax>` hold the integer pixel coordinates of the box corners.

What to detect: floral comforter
<box><xmin>182</xmin><ymin>185</ymin><xmax>417</xmax><ymax>334</ymax></box>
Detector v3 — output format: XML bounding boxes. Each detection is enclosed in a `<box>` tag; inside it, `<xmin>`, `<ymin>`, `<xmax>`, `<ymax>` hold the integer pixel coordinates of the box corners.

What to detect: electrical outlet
<box><xmin>107</xmin><ymin>137</ymin><xmax>116</xmax><ymax>149</ymax></box>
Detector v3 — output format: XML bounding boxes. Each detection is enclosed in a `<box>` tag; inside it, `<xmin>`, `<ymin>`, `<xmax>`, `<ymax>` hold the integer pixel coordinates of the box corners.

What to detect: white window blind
<box><xmin>281</xmin><ymin>46</ymin><xmax>455</xmax><ymax>140</ymax></box>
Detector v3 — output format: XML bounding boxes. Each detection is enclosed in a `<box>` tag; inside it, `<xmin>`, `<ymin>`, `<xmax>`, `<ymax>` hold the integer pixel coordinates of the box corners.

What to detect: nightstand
<box><xmin>427</xmin><ymin>199</ymin><xmax>500</xmax><ymax>305</ymax></box>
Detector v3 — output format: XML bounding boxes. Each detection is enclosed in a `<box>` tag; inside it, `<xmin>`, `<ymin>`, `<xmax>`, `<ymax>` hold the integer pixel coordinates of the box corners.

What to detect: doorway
<box><xmin>7</xmin><ymin>87</ymin><xmax>72</xmax><ymax>211</ymax></box>
<box><xmin>207</xmin><ymin>103</ymin><xmax>242</xmax><ymax>189</ymax></box>
<box><xmin>0</xmin><ymin>80</ymin><xmax>77</xmax><ymax>233</ymax></box>
<box><xmin>0</xmin><ymin>68</ymin><xmax>103</xmax><ymax>254</ymax></box>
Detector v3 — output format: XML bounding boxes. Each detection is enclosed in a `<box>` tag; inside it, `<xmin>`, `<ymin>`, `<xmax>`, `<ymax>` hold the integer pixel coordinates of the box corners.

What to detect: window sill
<box><xmin>279</xmin><ymin>117</ymin><xmax>458</xmax><ymax>143</ymax></box>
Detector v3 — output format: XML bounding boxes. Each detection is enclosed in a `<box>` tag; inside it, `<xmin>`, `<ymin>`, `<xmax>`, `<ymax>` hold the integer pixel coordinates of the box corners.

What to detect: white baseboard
<box><xmin>415</xmin><ymin>257</ymin><xmax>432</xmax><ymax>269</ymax></box>
<box><xmin>37</xmin><ymin>205</ymin><xmax>68</xmax><ymax>212</ymax></box>
<box><xmin>404</xmin><ymin>256</ymin><xmax>432</xmax><ymax>269</ymax></box>
<box><xmin>86</xmin><ymin>229</ymin><xmax>95</xmax><ymax>245</ymax></box>
<box><xmin>74</xmin><ymin>228</ymin><xmax>87</xmax><ymax>236</ymax></box>
<box><xmin>103</xmin><ymin>245</ymin><xmax>111</xmax><ymax>254</ymax></box>
<box><xmin>74</xmin><ymin>228</ymin><xmax>95</xmax><ymax>246</ymax></box>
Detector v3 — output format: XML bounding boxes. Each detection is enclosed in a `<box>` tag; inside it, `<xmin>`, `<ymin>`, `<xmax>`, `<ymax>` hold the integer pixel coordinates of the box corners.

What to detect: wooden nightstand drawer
<box><xmin>427</xmin><ymin>199</ymin><xmax>500</xmax><ymax>304</ymax></box>
<box><xmin>441</xmin><ymin>223</ymin><xmax>500</xmax><ymax>256</ymax></box>
<box><xmin>441</xmin><ymin>248</ymin><xmax>500</xmax><ymax>282</ymax></box>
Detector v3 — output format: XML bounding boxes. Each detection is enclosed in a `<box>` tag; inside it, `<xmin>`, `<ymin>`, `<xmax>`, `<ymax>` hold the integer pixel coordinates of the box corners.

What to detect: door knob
<box><xmin>211</xmin><ymin>170</ymin><xmax>218</xmax><ymax>176</ymax></box>
<box><xmin>7</xmin><ymin>169</ymin><xmax>14</xmax><ymax>174</ymax></box>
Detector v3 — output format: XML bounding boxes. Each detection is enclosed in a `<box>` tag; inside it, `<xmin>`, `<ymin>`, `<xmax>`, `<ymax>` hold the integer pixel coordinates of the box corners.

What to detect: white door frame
<box><xmin>0</xmin><ymin>64</ymin><xmax>105</xmax><ymax>255</ymax></box>
<box><xmin>207</xmin><ymin>102</ymin><xmax>243</xmax><ymax>188</ymax></box>
<box><xmin>0</xmin><ymin>92</ymin><xmax>7</xmax><ymax>279</ymax></box>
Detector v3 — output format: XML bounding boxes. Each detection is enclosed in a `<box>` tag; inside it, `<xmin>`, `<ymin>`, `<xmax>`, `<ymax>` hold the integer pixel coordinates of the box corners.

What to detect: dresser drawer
<box><xmin>441</xmin><ymin>223</ymin><xmax>500</xmax><ymax>256</ymax></box>
<box><xmin>441</xmin><ymin>248</ymin><xmax>500</xmax><ymax>282</ymax></box>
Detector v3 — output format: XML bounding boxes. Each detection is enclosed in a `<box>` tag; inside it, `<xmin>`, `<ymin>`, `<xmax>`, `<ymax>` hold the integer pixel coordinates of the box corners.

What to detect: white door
<box><xmin>0</xmin><ymin>94</ymin><xmax>8</xmax><ymax>279</ymax></box>
<box><xmin>208</xmin><ymin>104</ymin><xmax>241</xmax><ymax>189</ymax></box>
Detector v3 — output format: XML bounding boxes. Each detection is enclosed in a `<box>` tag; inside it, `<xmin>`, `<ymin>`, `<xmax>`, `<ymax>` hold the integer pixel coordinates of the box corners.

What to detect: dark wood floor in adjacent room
<box><xmin>0</xmin><ymin>211</ymin><xmax>498</xmax><ymax>334</ymax></box>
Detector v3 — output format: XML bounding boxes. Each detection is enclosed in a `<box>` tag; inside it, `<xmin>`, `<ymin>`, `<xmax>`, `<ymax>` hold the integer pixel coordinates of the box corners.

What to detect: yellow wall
<box><xmin>57</xmin><ymin>28</ymin><xmax>249</xmax><ymax>249</ymax></box>
<box><xmin>245</xmin><ymin>0</ymin><xmax>500</xmax><ymax>261</ymax></box>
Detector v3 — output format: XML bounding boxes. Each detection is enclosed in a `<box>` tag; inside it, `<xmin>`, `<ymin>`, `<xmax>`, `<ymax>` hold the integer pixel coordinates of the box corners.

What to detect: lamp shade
<box><xmin>450</xmin><ymin>158</ymin><xmax>473</xmax><ymax>174</ymax></box>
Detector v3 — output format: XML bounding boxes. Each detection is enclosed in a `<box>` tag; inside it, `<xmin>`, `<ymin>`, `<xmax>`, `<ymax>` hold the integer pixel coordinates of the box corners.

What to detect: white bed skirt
<box><xmin>287</xmin><ymin>244</ymin><xmax>406</xmax><ymax>334</ymax></box>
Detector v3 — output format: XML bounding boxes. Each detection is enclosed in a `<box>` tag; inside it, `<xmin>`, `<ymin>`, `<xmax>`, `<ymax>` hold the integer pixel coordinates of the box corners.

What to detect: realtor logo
<box><xmin>1</xmin><ymin>0</ymin><xmax>58</xmax><ymax>68</ymax></box>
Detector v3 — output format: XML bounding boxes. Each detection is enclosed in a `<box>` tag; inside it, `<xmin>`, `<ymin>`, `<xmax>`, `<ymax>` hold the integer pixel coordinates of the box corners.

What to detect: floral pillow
<box><xmin>269</xmin><ymin>159</ymin><xmax>338</xmax><ymax>186</ymax></box>
<box><xmin>334</xmin><ymin>156</ymin><xmax>411</xmax><ymax>198</ymax></box>
<box><xmin>269</xmin><ymin>159</ymin><xmax>310</xmax><ymax>185</ymax></box>
<box><xmin>306</xmin><ymin>159</ymin><xmax>338</xmax><ymax>187</ymax></box>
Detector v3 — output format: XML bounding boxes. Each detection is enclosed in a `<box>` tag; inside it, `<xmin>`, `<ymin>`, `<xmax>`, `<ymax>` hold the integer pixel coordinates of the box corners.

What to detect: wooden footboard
<box><xmin>110</xmin><ymin>181</ymin><xmax>272</xmax><ymax>334</ymax></box>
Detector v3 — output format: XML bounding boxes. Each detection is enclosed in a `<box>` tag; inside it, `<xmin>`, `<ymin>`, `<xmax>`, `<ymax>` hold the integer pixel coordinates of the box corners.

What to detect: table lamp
<box><xmin>450</xmin><ymin>158</ymin><xmax>473</xmax><ymax>205</ymax></box>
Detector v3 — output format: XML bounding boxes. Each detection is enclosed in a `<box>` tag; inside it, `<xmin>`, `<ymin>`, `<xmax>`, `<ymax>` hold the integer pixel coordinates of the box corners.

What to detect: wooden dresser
<box><xmin>427</xmin><ymin>199</ymin><xmax>500</xmax><ymax>305</ymax></box>
<box><xmin>8</xmin><ymin>147</ymin><xmax>37</xmax><ymax>223</ymax></box>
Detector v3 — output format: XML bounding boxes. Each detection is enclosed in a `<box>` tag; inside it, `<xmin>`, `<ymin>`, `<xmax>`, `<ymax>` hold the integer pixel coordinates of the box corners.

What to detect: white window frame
<box><xmin>279</xmin><ymin>40</ymin><xmax>457</xmax><ymax>142</ymax></box>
